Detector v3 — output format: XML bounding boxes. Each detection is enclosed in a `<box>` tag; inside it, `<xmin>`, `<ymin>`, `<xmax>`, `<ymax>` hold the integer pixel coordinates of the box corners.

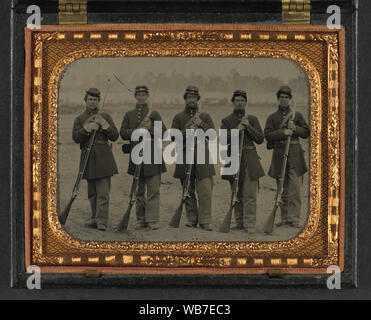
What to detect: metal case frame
<box><xmin>11</xmin><ymin>0</ymin><xmax>358</xmax><ymax>288</ymax></box>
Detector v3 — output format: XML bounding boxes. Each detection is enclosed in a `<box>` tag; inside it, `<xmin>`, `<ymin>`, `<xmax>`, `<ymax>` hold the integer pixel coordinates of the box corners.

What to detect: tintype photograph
<box><xmin>23</xmin><ymin>24</ymin><xmax>345</xmax><ymax>273</ymax></box>
<box><xmin>57</xmin><ymin>57</ymin><xmax>310</xmax><ymax>243</ymax></box>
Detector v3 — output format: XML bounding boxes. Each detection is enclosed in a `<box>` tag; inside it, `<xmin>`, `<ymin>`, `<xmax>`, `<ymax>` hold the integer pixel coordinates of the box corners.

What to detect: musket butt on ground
<box><xmin>168</xmin><ymin>218</ymin><xmax>181</xmax><ymax>228</ymax></box>
<box><xmin>58</xmin><ymin>217</ymin><xmax>66</xmax><ymax>226</ymax></box>
<box><xmin>117</xmin><ymin>217</ymin><xmax>129</xmax><ymax>232</ymax></box>
<box><xmin>263</xmin><ymin>225</ymin><xmax>274</xmax><ymax>235</ymax></box>
<box><xmin>117</xmin><ymin>207</ymin><xmax>132</xmax><ymax>232</ymax></box>
<box><xmin>169</xmin><ymin>222</ymin><xmax>180</xmax><ymax>229</ymax></box>
<box><xmin>59</xmin><ymin>199</ymin><xmax>74</xmax><ymax>226</ymax></box>
<box><xmin>169</xmin><ymin>204</ymin><xmax>182</xmax><ymax>228</ymax></box>
<box><xmin>218</xmin><ymin>209</ymin><xmax>232</xmax><ymax>233</ymax></box>
<box><xmin>117</xmin><ymin>223</ymin><xmax>129</xmax><ymax>233</ymax></box>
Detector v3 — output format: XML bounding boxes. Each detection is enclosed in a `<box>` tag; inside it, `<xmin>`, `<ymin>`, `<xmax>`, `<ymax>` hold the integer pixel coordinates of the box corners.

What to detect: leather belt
<box><xmin>94</xmin><ymin>140</ymin><xmax>109</xmax><ymax>145</ymax></box>
<box><xmin>275</xmin><ymin>140</ymin><xmax>300</xmax><ymax>147</ymax></box>
<box><xmin>243</xmin><ymin>146</ymin><xmax>256</xmax><ymax>151</ymax></box>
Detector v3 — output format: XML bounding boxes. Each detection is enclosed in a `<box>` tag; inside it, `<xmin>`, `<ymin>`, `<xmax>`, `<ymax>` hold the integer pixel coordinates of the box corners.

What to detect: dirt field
<box><xmin>58</xmin><ymin>103</ymin><xmax>310</xmax><ymax>242</ymax></box>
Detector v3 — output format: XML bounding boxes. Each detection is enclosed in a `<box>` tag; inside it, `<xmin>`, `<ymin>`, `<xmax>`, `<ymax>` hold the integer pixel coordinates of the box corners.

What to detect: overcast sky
<box><xmin>60</xmin><ymin>57</ymin><xmax>305</xmax><ymax>86</ymax></box>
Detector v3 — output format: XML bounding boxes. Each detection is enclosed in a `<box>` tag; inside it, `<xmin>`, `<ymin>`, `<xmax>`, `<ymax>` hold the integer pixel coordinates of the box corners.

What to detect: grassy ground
<box><xmin>58</xmin><ymin>103</ymin><xmax>310</xmax><ymax>242</ymax></box>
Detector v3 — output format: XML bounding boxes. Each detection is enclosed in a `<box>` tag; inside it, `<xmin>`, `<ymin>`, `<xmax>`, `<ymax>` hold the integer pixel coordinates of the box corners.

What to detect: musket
<box><xmin>263</xmin><ymin>100</ymin><xmax>297</xmax><ymax>235</ymax></box>
<box><xmin>169</xmin><ymin>98</ymin><xmax>204</xmax><ymax>228</ymax></box>
<box><xmin>219</xmin><ymin>125</ymin><xmax>246</xmax><ymax>233</ymax></box>
<box><xmin>117</xmin><ymin>160</ymin><xmax>142</xmax><ymax>232</ymax></box>
<box><xmin>169</xmin><ymin>136</ymin><xmax>196</xmax><ymax>228</ymax></box>
<box><xmin>59</xmin><ymin>79</ymin><xmax>112</xmax><ymax>226</ymax></box>
<box><xmin>113</xmin><ymin>73</ymin><xmax>134</xmax><ymax>93</ymax></box>
<box><xmin>117</xmin><ymin>80</ymin><xmax>158</xmax><ymax>232</ymax></box>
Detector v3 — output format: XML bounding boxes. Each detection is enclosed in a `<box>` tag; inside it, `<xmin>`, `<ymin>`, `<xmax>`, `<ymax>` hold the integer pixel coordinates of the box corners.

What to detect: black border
<box><xmin>5</xmin><ymin>0</ymin><xmax>361</xmax><ymax>295</ymax></box>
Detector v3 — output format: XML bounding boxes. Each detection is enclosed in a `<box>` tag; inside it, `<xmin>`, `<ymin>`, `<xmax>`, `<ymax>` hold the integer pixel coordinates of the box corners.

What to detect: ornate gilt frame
<box><xmin>24</xmin><ymin>24</ymin><xmax>345</xmax><ymax>275</ymax></box>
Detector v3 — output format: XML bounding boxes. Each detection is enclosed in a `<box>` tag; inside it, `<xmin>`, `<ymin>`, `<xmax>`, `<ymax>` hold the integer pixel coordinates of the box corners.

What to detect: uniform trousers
<box><xmin>230</xmin><ymin>166</ymin><xmax>258</xmax><ymax>229</ymax></box>
<box><xmin>136</xmin><ymin>174</ymin><xmax>161</xmax><ymax>225</ymax></box>
<box><xmin>180</xmin><ymin>176</ymin><xmax>213</xmax><ymax>226</ymax></box>
<box><xmin>87</xmin><ymin>177</ymin><xmax>111</xmax><ymax>227</ymax></box>
<box><xmin>276</xmin><ymin>161</ymin><xmax>302</xmax><ymax>223</ymax></box>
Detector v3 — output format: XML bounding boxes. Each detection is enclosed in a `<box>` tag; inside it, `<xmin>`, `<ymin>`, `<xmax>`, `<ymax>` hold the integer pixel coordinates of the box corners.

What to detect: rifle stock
<box><xmin>169</xmin><ymin>136</ymin><xmax>195</xmax><ymax>228</ymax></box>
<box><xmin>169</xmin><ymin>202</ymin><xmax>184</xmax><ymax>228</ymax></box>
<box><xmin>117</xmin><ymin>202</ymin><xmax>134</xmax><ymax>232</ymax></box>
<box><xmin>263</xmin><ymin>199</ymin><xmax>280</xmax><ymax>234</ymax></box>
<box><xmin>59</xmin><ymin>196</ymin><xmax>76</xmax><ymax>225</ymax></box>
<box><xmin>219</xmin><ymin>207</ymin><xmax>233</xmax><ymax>233</ymax></box>
<box><xmin>219</xmin><ymin>128</ymin><xmax>245</xmax><ymax>233</ymax></box>
<box><xmin>117</xmin><ymin>163</ymin><xmax>142</xmax><ymax>232</ymax></box>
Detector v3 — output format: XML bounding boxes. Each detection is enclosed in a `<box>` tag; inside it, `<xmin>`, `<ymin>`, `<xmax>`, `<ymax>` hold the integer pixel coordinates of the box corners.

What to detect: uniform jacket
<box><xmin>120</xmin><ymin>104</ymin><xmax>167</xmax><ymax>177</ymax></box>
<box><xmin>171</xmin><ymin>106</ymin><xmax>216</xmax><ymax>180</ymax></box>
<box><xmin>221</xmin><ymin>110</ymin><xmax>265</xmax><ymax>182</ymax></box>
<box><xmin>72</xmin><ymin>109</ymin><xmax>119</xmax><ymax>180</ymax></box>
<box><xmin>264</xmin><ymin>106</ymin><xmax>310</xmax><ymax>179</ymax></box>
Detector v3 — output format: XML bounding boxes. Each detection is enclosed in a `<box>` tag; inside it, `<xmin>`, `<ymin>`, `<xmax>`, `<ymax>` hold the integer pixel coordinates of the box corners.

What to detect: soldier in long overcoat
<box><xmin>72</xmin><ymin>88</ymin><xmax>119</xmax><ymax>231</ymax></box>
<box><xmin>264</xmin><ymin>86</ymin><xmax>310</xmax><ymax>228</ymax></box>
<box><xmin>120</xmin><ymin>86</ymin><xmax>167</xmax><ymax>230</ymax></box>
<box><xmin>221</xmin><ymin>90</ymin><xmax>265</xmax><ymax>234</ymax></box>
<box><xmin>171</xmin><ymin>86</ymin><xmax>216</xmax><ymax>231</ymax></box>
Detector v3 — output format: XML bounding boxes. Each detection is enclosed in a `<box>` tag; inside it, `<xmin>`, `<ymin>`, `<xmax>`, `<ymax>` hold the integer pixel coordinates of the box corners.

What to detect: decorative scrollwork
<box><xmin>28</xmin><ymin>28</ymin><xmax>342</xmax><ymax>271</ymax></box>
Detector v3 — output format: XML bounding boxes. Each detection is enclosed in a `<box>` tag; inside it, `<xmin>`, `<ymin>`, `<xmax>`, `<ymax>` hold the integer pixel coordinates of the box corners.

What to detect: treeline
<box><xmin>61</xmin><ymin>69</ymin><xmax>309</xmax><ymax>96</ymax></box>
<box><xmin>130</xmin><ymin>69</ymin><xmax>308</xmax><ymax>94</ymax></box>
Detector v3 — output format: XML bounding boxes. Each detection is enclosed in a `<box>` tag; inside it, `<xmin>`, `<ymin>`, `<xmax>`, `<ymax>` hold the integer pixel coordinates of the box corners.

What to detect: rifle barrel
<box><xmin>218</xmin><ymin>129</ymin><xmax>245</xmax><ymax>233</ymax></box>
<box><xmin>263</xmin><ymin>99</ymin><xmax>297</xmax><ymax>234</ymax></box>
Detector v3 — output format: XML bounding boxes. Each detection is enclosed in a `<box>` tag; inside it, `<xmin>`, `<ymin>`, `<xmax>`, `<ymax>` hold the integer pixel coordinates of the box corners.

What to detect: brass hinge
<box><xmin>59</xmin><ymin>0</ymin><xmax>87</xmax><ymax>25</ymax></box>
<box><xmin>268</xmin><ymin>269</ymin><xmax>284</xmax><ymax>279</ymax></box>
<box><xmin>282</xmin><ymin>0</ymin><xmax>311</xmax><ymax>24</ymax></box>
<box><xmin>85</xmin><ymin>270</ymin><xmax>100</xmax><ymax>278</ymax></box>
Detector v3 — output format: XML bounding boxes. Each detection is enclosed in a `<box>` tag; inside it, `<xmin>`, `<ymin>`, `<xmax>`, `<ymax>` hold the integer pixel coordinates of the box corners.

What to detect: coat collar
<box><xmin>184</xmin><ymin>104</ymin><xmax>199</xmax><ymax>114</ymax></box>
<box><xmin>233</xmin><ymin>108</ymin><xmax>246</xmax><ymax>118</ymax></box>
<box><xmin>85</xmin><ymin>106</ymin><xmax>99</xmax><ymax>116</ymax></box>
<box><xmin>136</xmin><ymin>103</ymin><xmax>148</xmax><ymax>111</ymax></box>
<box><xmin>278</xmin><ymin>105</ymin><xmax>291</xmax><ymax>116</ymax></box>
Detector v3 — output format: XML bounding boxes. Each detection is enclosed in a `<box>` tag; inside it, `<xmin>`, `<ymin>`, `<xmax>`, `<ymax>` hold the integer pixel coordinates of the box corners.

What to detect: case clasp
<box><xmin>268</xmin><ymin>269</ymin><xmax>284</xmax><ymax>279</ymax></box>
<box><xmin>282</xmin><ymin>0</ymin><xmax>311</xmax><ymax>24</ymax></box>
<box><xmin>59</xmin><ymin>0</ymin><xmax>87</xmax><ymax>25</ymax></box>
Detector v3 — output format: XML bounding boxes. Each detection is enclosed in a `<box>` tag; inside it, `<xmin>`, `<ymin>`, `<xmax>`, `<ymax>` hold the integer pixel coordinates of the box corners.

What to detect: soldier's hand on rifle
<box><xmin>241</xmin><ymin>118</ymin><xmax>253</xmax><ymax>133</ymax></box>
<box><xmin>83</xmin><ymin>122</ymin><xmax>100</xmax><ymax>133</ymax></box>
<box><xmin>288</xmin><ymin>120</ymin><xmax>296</xmax><ymax>132</ymax></box>
<box><xmin>237</xmin><ymin>123</ymin><xmax>245</xmax><ymax>131</ymax></box>
<box><xmin>140</xmin><ymin>118</ymin><xmax>152</xmax><ymax>130</ymax></box>
<box><xmin>186</xmin><ymin>119</ymin><xmax>197</xmax><ymax>129</ymax></box>
<box><xmin>241</xmin><ymin>118</ymin><xmax>250</xmax><ymax>127</ymax></box>
<box><xmin>93</xmin><ymin>115</ymin><xmax>110</xmax><ymax>130</ymax></box>
<box><xmin>193</xmin><ymin>116</ymin><xmax>202</xmax><ymax>127</ymax></box>
<box><xmin>283</xmin><ymin>129</ymin><xmax>293</xmax><ymax>136</ymax></box>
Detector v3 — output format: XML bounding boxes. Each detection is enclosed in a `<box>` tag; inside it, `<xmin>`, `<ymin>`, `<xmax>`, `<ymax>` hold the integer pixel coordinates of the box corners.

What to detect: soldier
<box><xmin>171</xmin><ymin>86</ymin><xmax>216</xmax><ymax>231</ymax></box>
<box><xmin>72</xmin><ymin>88</ymin><xmax>119</xmax><ymax>231</ymax></box>
<box><xmin>221</xmin><ymin>90</ymin><xmax>265</xmax><ymax>234</ymax></box>
<box><xmin>120</xmin><ymin>85</ymin><xmax>167</xmax><ymax>231</ymax></box>
<box><xmin>264</xmin><ymin>86</ymin><xmax>310</xmax><ymax>228</ymax></box>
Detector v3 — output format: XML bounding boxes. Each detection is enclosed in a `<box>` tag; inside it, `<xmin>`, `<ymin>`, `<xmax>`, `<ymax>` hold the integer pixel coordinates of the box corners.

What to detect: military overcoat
<box><xmin>120</xmin><ymin>104</ymin><xmax>167</xmax><ymax>177</ymax></box>
<box><xmin>72</xmin><ymin>109</ymin><xmax>119</xmax><ymax>180</ymax></box>
<box><xmin>264</xmin><ymin>107</ymin><xmax>310</xmax><ymax>179</ymax></box>
<box><xmin>221</xmin><ymin>111</ymin><xmax>265</xmax><ymax>182</ymax></box>
<box><xmin>171</xmin><ymin>107</ymin><xmax>216</xmax><ymax>180</ymax></box>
